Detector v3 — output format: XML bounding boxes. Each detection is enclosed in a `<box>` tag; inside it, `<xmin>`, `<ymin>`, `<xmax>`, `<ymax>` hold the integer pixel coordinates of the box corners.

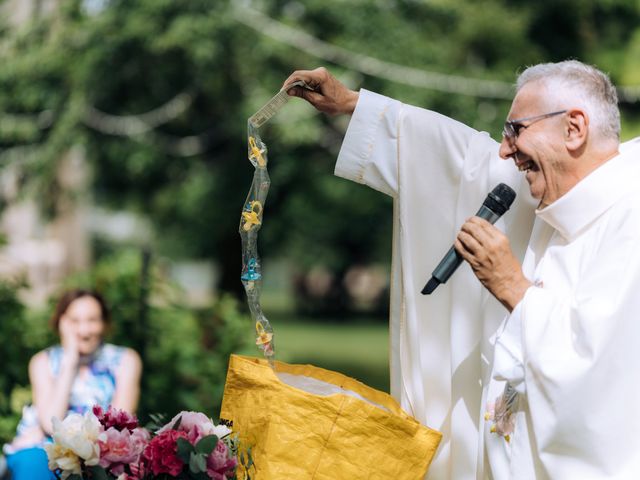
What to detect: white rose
<box><xmin>44</xmin><ymin>443</ymin><xmax>81</xmax><ymax>479</ymax></box>
<box><xmin>51</xmin><ymin>411</ymin><xmax>103</xmax><ymax>466</ymax></box>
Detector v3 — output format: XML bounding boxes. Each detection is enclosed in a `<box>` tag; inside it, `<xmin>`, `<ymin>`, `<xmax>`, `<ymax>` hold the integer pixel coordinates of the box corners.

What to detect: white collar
<box><xmin>535</xmin><ymin>138</ymin><xmax>640</xmax><ymax>241</ymax></box>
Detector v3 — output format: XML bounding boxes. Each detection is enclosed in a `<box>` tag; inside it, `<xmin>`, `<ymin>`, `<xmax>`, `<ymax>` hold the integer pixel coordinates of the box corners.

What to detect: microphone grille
<box><xmin>485</xmin><ymin>183</ymin><xmax>516</xmax><ymax>215</ymax></box>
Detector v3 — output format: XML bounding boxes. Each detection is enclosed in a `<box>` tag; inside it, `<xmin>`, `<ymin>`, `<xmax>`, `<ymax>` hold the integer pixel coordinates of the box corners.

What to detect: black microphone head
<box><xmin>483</xmin><ymin>183</ymin><xmax>516</xmax><ymax>216</ymax></box>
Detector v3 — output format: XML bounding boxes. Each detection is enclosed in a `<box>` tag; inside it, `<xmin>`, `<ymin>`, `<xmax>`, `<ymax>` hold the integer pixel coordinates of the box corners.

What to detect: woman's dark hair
<box><xmin>50</xmin><ymin>289</ymin><xmax>111</xmax><ymax>331</ymax></box>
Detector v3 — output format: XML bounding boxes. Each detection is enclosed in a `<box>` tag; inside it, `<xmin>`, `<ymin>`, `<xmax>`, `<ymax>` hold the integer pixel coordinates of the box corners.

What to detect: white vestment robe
<box><xmin>488</xmin><ymin>138</ymin><xmax>640</xmax><ymax>479</ymax></box>
<box><xmin>334</xmin><ymin>89</ymin><xmax>640</xmax><ymax>479</ymax></box>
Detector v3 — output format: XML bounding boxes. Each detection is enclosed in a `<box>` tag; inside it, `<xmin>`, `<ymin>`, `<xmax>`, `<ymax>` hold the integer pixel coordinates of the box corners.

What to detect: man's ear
<box><xmin>565</xmin><ymin>109</ymin><xmax>589</xmax><ymax>152</ymax></box>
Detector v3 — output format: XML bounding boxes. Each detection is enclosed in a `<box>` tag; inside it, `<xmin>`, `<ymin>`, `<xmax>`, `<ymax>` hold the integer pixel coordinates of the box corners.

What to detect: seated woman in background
<box><xmin>3</xmin><ymin>289</ymin><xmax>142</xmax><ymax>480</ymax></box>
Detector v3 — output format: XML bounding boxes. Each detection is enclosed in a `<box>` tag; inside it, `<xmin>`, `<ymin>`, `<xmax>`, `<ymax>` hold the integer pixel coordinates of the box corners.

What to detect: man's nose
<box><xmin>499</xmin><ymin>136</ymin><xmax>516</xmax><ymax>160</ymax></box>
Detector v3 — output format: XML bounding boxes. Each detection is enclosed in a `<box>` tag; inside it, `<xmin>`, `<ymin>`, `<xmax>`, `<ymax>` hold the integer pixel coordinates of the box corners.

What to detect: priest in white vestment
<box><xmin>284</xmin><ymin>60</ymin><xmax>640</xmax><ymax>479</ymax></box>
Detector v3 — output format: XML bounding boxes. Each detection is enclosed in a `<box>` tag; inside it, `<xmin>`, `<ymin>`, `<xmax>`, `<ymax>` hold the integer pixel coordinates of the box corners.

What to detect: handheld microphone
<box><xmin>421</xmin><ymin>183</ymin><xmax>516</xmax><ymax>295</ymax></box>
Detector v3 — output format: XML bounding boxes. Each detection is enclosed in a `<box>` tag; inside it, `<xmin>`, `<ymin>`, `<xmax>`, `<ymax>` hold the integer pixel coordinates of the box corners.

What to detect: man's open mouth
<box><xmin>517</xmin><ymin>159</ymin><xmax>535</xmax><ymax>172</ymax></box>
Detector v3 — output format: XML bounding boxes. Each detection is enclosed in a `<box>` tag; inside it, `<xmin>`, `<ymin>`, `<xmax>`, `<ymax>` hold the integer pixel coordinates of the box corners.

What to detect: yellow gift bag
<box><xmin>220</xmin><ymin>354</ymin><xmax>442</xmax><ymax>479</ymax></box>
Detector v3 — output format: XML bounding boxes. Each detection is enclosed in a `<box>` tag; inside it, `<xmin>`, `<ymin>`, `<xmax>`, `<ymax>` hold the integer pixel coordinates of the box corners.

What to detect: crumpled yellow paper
<box><xmin>220</xmin><ymin>355</ymin><xmax>442</xmax><ymax>479</ymax></box>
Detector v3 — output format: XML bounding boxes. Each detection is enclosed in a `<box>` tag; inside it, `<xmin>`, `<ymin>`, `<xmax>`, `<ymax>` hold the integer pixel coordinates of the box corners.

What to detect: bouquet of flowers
<box><xmin>45</xmin><ymin>405</ymin><xmax>251</xmax><ymax>480</ymax></box>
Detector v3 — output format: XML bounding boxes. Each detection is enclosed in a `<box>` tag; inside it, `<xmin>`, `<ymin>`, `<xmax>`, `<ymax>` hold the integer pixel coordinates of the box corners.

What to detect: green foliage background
<box><xmin>2</xmin><ymin>0</ymin><xmax>640</xmax><ymax>445</ymax></box>
<box><xmin>2</xmin><ymin>0</ymin><xmax>640</xmax><ymax>300</ymax></box>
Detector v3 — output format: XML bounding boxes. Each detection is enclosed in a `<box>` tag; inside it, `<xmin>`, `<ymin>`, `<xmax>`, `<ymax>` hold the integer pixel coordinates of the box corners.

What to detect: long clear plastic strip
<box><xmin>240</xmin><ymin>81</ymin><xmax>310</xmax><ymax>363</ymax></box>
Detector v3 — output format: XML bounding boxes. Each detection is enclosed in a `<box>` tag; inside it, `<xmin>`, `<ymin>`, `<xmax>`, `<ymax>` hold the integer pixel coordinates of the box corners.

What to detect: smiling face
<box><xmin>59</xmin><ymin>295</ymin><xmax>106</xmax><ymax>355</ymax></box>
<box><xmin>499</xmin><ymin>81</ymin><xmax>576</xmax><ymax>207</ymax></box>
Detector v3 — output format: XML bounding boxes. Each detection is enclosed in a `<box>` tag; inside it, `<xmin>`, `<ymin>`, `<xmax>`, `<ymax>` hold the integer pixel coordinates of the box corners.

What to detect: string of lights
<box><xmin>82</xmin><ymin>91</ymin><xmax>194</xmax><ymax>136</ymax></box>
<box><xmin>0</xmin><ymin>91</ymin><xmax>206</xmax><ymax>157</ymax></box>
<box><xmin>233</xmin><ymin>5</ymin><xmax>640</xmax><ymax>103</ymax></box>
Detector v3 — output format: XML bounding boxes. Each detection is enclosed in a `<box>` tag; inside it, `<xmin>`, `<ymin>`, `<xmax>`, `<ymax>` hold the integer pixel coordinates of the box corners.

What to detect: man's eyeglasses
<box><xmin>502</xmin><ymin>110</ymin><xmax>567</xmax><ymax>143</ymax></box>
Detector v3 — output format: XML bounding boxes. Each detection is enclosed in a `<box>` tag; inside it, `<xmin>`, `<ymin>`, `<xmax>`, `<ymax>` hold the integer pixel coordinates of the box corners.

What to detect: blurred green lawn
<box><xmin>233</xmin><ymin>313</ymin><xmax>390</xmax><ymax>393</ymax></box>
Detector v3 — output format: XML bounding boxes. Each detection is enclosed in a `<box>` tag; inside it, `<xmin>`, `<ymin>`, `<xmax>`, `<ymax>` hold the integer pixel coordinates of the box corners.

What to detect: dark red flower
<box><xmin>93</xmin><ymin>405</ymin><xmax>139</xmax><ymax>431</ymax></box>
<box><xmin>141</xmin><ymin>430</ymin><xmax>188</xmax><ymax>476</ymax></box>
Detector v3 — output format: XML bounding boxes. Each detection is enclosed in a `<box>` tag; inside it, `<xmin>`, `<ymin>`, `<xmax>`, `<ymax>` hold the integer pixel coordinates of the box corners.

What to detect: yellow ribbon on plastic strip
<box><xmin>248</xmin><ymin>136</ymin><xmax>266</xmax><ymax>167</ymax></box>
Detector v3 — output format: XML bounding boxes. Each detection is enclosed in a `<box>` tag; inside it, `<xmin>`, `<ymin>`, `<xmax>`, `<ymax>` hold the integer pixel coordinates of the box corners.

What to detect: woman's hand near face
<box><xmin>32</xmin><ymin>315</ymin><xmax>82</xmax><ymax>434</ymax></box>
<box><xmin>59</xmin><ymin>316</ymin><xmax>80</xmax><ymax>365</ymax></box>
<box><xmin>31</xmin><ymin>293</ymin><xmax>108</xmax><ymax>435</ymax></box>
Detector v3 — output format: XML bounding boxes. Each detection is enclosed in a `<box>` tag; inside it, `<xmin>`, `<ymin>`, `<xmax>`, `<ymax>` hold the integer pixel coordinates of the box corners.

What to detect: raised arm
<box><xmin>29</xmin><ymin>320</ymin><xmax>79</xmax><ymax>435</ymax></box>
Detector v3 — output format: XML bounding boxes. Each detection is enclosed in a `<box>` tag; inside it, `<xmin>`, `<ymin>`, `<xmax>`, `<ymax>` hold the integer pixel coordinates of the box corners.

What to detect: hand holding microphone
<box><xmin>422</xmin><ymin>184</ymin><xmax>516</xmax><ymax>295</ymax></box>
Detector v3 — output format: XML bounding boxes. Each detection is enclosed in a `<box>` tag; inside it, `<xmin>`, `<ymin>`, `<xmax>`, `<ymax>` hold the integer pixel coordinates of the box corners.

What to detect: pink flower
<box><xmin>206</xmin><ymin>440</ymin><xmax>238</xmax><ymax>479</ymax></box>
<box><xmin>157</xmin><ymin>411</ymin><xmax>217</xmax><ymax>444</ymax></box>
<box><xmin>98</xmin><ymin>427</ymin><xmax>149</xmax><ymax>475</ymax></box>
<box><xmin>141</xmin><ymin>430</ymin><xmax>187</xmax><ymax>476</ymax></box>
<box><xmin>93</xmin><ymin>405</ymin><xmax>139</xmax><ymax>432</ymax></box>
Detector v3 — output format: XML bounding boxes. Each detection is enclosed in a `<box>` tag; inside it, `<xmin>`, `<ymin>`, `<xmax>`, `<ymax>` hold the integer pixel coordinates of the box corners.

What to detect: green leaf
<box><xmin>149</xmin><ymin>413</ymin><xmax>166</xmax><ymax>423</ymax></box>
<box><xmin>86</xmin><ymin>465</ymin><xmax>110</xmax><ymax>480</ymax></box>
<box><xmin>176</xmin><ymin>436</ymin><xmax>195</xmax><ymax>463</ymax></box>
<box><xmin>195</xmin><ymin>434</ymin><xmax>218</xmax><ymax>455</ymax></box>
<box><xmin>239</xmin><ymin>445</ymin><xmax>254</xmax><ymax>469</ymax></box>
<box><xmin>188</xmin><ymin>471</ymin><xmax>210</xmax><ymax>480</ymax></box>
<box><xmin>171</xmin><ymin>414</ymin><xmax>183</xmax><ymax>431</ymax></box>
<box><xmin>189</xmin><ymin>452</ymin><xmax>207</xmax><ymax>473</ymax></box>
<box><xmin>66</xmin><ymin>475</ymin><xmax>83</xmax><ymax>480</ymax></box>
<box><xmin>146</xmin><ymin>412</ymin><xmax>168</xmax><ymax>431</ymax></box>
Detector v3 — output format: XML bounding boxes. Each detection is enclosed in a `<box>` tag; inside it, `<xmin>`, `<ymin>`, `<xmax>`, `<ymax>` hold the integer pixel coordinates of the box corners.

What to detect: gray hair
<box><xmin>516</xmin><ymin>60</ymin><xmax>620</xmax><ymax>141</ymax></box>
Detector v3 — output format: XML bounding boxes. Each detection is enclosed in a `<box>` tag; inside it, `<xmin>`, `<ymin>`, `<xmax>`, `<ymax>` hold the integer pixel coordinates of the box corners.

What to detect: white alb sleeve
<box><xmin>335</xmin><ymin>89</ymin><xmax>401</xmax><ymax>197</ymax></box>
